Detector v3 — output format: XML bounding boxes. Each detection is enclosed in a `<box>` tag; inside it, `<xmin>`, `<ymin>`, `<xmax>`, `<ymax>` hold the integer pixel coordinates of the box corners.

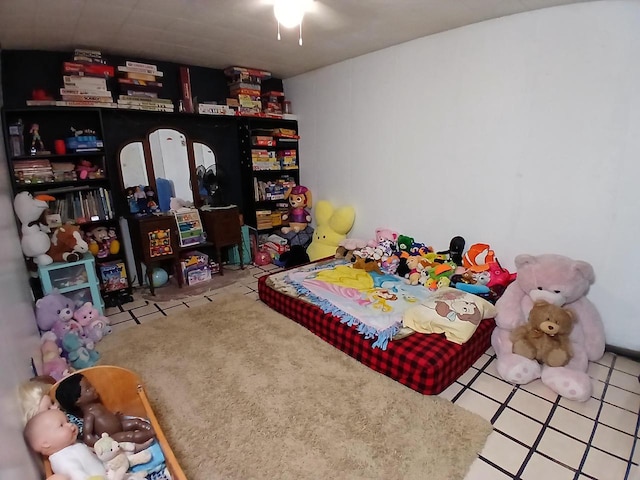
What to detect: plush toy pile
<box><xmin>35</xmin><ymin>291</ymin><xmax>111</xmax><ymax>379</ymax></box>
<box><xmin>334</xmin><ymin>229</ymin><xmax>516</xmax><ymax>303</ymax></box>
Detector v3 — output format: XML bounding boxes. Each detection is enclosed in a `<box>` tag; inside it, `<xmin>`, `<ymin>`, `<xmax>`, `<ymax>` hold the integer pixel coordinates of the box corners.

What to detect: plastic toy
<box><xmin>13</xmin><ymin>191</ymin><xmax>56</xmax><ymax>266</ymax></box>
<box><xmin>306</xmin><ymin>200</ymin><xmax>356</xmax><ymax>262</ymax></box>
<box><xmin>462</xmin><ymin>243</ymin><xmax>495</xmax><ymax>271</ymax></box>
<box><xmin>150</xmin><ymin>268</ymin><xmax>168</xmax><ymax>287</ymax></box>
<box><xmin>491</xmin><ymin>254</ymin><xmax>605</xmax><ymax>402</ymax></box>
<box><xmin>281</xmin><ymin>185</ymin><xmax>312</xmax><ymax>234</ymax></box>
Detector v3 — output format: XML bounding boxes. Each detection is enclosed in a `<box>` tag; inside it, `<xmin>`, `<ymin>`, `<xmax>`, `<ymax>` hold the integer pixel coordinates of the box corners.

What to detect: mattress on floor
<box><xmin>258</xmin><ymin>272</ymin><xmax>496</xmax><ymax>396</ymax></box>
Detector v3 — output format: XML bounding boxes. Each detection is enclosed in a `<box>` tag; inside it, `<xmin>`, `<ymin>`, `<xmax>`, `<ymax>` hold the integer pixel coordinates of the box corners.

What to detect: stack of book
<box><xmin>13</xmin><ymin>159</ymin><xmax>54</xmax><ymax>184</ymax></box>
<box><xmin>26</xmin><ymin>49</ymin><xmax>116</xmax><ymax>107</ymax></box>
<box><xmin>116</xmin><ymin>61</ymin><xmax>173</xmax><ymax>112</ymax></box>
<box><xmin>251</xmin><ymin>149</ymin><xmax>279</xmax><ymax>171</ymax></box>
<box><xmin>59</xmin><ymin>49</ymin><xmax>116</xmax><ymax>108</ymax></box>
<box><xmin>224</xmin><ymin>66</ymin><xmax>271</xmax><ymax>116</ymax></box>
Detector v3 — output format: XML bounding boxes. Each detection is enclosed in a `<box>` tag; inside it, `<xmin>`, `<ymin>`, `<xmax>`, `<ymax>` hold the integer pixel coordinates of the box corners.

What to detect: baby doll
<box><xmin>24</xmin><ymin>408</ymin><xmax>106</xmax><ymax>480</ymax></box>
<box><xmin>18</xmin><ymin>378</ymin><xmax>57</xmax><ymax>426</ymax></box>
<box><xmin>56</xmin><ymin>373</ymin><xmax>155</xmax><ymax>448</ymax></box>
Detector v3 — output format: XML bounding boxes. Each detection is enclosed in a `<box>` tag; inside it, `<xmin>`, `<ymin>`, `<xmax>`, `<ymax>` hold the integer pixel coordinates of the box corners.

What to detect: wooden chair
<box><xmin>46</xmin><ymin>365</ymin><xmax>186</xmax><ymax>480</ymax></box>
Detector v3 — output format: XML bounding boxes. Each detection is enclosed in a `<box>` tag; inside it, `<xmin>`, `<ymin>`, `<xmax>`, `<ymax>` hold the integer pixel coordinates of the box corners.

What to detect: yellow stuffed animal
<box><xmin>306</xmin><ymin>200</ymin><xmax>356</xmax><ymax>262</ymax></box>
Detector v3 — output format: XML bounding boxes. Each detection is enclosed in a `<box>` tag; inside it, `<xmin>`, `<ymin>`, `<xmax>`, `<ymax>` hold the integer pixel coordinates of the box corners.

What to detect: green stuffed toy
<box><xmin>306</xmin><ymin>200</ymin><xmax>356</xmax><ymax>262</ymax></box>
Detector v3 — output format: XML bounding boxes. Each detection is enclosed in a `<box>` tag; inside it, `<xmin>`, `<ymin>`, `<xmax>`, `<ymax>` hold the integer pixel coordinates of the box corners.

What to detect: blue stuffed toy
<box><xmin>62</xmin><ymin>332</ymin><xmax>100</xmax><ymax>369</ymax></box>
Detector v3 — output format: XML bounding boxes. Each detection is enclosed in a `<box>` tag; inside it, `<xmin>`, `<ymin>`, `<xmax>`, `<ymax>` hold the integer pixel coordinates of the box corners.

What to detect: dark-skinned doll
<box><xmin>55</xmin><ymin>373</ymin><xmax>155</xmax><ymax>448</ymax></box>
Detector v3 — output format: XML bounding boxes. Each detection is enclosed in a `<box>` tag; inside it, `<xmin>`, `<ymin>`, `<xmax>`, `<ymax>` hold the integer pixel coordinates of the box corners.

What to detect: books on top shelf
<box><xmin>116</xmin><ymin>60</ymin><xmax>173</xmax><ymax>112</ymax></box>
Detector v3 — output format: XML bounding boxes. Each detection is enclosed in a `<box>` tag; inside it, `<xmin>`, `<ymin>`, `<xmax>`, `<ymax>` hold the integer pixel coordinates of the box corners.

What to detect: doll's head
<box><xmin>24</xmin><ymin>408</ymin><xmax>78</xmax><ymax>456</ymax></box>
<box><xmin>56</xmin><ymin>373</ymin><xmax>98</xmax><ymax>417</ymax></box>
<box><xmin>289</xmin><ymin>185</ymin><xmax>311</xmax><ymax>209</ymax></box>
<box><xmin>18</xmin><ymin>379</ymin><xmax>57</xmax><ymax>425</ymax></box>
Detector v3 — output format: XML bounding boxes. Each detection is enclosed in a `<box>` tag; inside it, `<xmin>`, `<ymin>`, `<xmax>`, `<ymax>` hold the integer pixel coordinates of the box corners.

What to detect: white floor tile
<box><xmin>129</xmin><ymin>303</ymin><xmax>160</xmax><ymax>317</ymax></box>
<box><xmin>610</xmin><ymin>370</ymin><xmax>640</xmax><ymax>394</ymax></box>
<box><xmin>595</xmin><ymin>352</ymin><xmax>615</xmax><ymax>367</ymax></box>
<box><xmin>493</xmin><ymin>408</ymin><xmax>542</xmax><ymax>445</ymax></box>
<box><xmin>591</xmin><ymin>379</ymin><xmax>605</xmax><ymax>400</ymax></box>
<box><xmin>604</xmin><ymin>384</ymin><xmax>640</xmax><ymax>412</ymax></box>
<box><xmin>471</xmin><ymin>373</ymin><xmax>515</xmax><ymax>403</ymax></box>
<box><xmin>463</xmin><ymin>457</ymin><xmax>512</xmax><ymax>480</ymax></box>
<box><xmin>536</xmin><ymin>428</ymin><xmax>587</xmax><ymax>470</ymax></box>
<box><xmin>591</xmin><ymin>423</ymin><xmax>634</xmax><ymax>459</ymax></box>
<box><xmin>598</xmin><ymin>403</ymin><xmax>639</xmax><ymax>436</ymax></box>
<box><xmin>581</xmin><ymin>447</ymin><xmax>630</xmax><ymax>480</ymax></box>
<box><xmin>106</xmin><ymin>310</ymin><xmax>134</xmax><ymax>325</ymax></box>
<box><xmin>479</xmin><ymin>431</ymin><xmax>530</xmax><ymax>476</ymax></box>
<box><xmin>614</xmin><ymin>356</ymin><xmax>640</xmax><ymax>377</ymax></box>
<box><xmin>455</xmin><ymin>389</ymin><xmax>500</xmax><ymax>422</ymax></box>
<box><xmin>438</xmin><ymin>382</ymin><xmax>463</xmax><ymax>402</ymax></box>
<box><xmin>107</xmin><ymin>319</ymin><xmax>137</xmax><ymax>334</ymax></box>
<box><xmin>558</xmin><ymin>396</ymin><xmax>601</xmax><ymax>420</ymax></box>
<box><xmin>549</xmin><ymin>407</ymin><xmax>596</xmax><ymax>442</ymax></box>
<box><xmin>587</xmin><ymin>362</ymin><xmax>611</xmax><ymax>382</ymax></box>
<box><xmin>136</xmin><ymin>310</ymin><xmax>167</xmax><ymax>323</ymax></box>
<box><xmin>521</xmin><ymin>380</ymin><xmax>560</xmax><ymax>402</ymax></box>
<box><xmin>457</xmin><ymin>366</ymin><xmax>479</xmax><ymax>385</ymax></box>
<box><xmin>472</xmin><ymin>353</ymin><xmax>492</xmax><ymax>370</ymax></box>
<box><xmin>185</xmin><ymin>297</ymin><xmax>212</xmax><ymax>308</ymax></box>
<box><xmin>509</xmin><ymin>389</ymin><xmax>554</xmax><ymax>421</ymax></box>
<box><xmin>520</xmin><ymin>452</ymin><xmax>576</xmax><ymax>480</ymax></box>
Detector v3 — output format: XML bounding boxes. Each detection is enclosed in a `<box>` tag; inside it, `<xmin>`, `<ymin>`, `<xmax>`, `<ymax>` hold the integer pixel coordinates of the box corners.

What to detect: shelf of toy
<box><xmin>11</xmin><ymin>151</ymin><xmax>105</xmax><ymax>161</ymax></box>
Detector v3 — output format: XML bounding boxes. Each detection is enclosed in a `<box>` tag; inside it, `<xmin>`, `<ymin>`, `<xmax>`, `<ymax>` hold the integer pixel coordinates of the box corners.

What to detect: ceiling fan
<box><xmin>258</xmin><ymin>0</ymin><xmax>341</xmax><ymax>45</ymax></box>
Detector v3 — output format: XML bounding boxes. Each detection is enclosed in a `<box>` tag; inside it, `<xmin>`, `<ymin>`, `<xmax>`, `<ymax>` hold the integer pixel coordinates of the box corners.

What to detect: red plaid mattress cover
<box><xmin>258</xmin><ymin>274</ymin><xmax>496</xmax><ymax>395</ymax></box>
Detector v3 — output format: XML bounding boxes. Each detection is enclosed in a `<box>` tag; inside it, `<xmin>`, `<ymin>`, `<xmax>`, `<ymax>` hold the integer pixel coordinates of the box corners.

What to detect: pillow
<box><xmin>402</xmin><ymin>287</ymin><xmax>497</xmax><ymax>344</ymax></box>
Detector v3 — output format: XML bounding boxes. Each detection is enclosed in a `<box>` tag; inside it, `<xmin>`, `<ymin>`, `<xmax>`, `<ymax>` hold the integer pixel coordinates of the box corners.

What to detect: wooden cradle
<box><xmin>46</xmin><ymin>365</ymin><xmax>186</xmax><ymax>480</ymax></box>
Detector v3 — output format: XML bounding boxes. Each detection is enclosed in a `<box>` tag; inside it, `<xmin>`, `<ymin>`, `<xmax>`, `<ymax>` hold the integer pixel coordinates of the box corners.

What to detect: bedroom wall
<box><xmin>0</xmin><ymin>50</ymin><xmax>42</xmax><ymax>478</ymax></box>
<box><xmin>284</xmin><ymin>0</ymin><xmax>640</xmax><ymax>352</ymax></box>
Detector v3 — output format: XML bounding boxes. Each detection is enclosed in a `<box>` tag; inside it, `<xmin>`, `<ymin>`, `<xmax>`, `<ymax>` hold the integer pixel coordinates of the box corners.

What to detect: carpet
<box><xmin>97</xmin><ymin>294</ymin><xmax>492</xmax><ymax>480</ymax></box>
<box><xmin>138</xmin><ymin>267</ymin><xmax>252</xmax><ymax>302</ymax></box>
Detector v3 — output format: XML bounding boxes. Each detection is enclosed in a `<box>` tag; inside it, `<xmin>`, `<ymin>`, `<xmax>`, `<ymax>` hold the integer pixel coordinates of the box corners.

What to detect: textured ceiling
<box><xmin>0</xmin><ymin>0</ymin><xmax>595</xmax><ymax>78</ymax></box>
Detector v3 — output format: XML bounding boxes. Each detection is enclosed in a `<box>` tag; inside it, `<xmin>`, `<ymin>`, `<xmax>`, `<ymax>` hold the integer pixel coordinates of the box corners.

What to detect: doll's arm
<box><xmin>82</xmin><ymin>412</ymin><xmax>100</xmax><ymax>447</ymax></box>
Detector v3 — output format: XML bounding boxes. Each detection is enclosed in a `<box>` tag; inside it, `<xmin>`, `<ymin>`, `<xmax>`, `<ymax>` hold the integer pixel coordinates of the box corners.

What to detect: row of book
<box><xmin>49</xmin><ymin>187</ymin><xmax>114</xmax><ymax>224</ymax></box>
<box><xmin>116</xmin><ymin>60</ymin><xmax>173</xmax><ymax>112</ymax></box>
<box><xmin>13</xmin><ymin>159</ymin><xmax>54</xmax><ymax>184</ymax></box>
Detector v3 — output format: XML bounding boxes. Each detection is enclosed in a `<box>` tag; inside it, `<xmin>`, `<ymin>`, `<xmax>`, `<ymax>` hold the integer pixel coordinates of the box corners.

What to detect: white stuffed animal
<box><xmin>13</xmin><ymin>191</ymin><xmax>55</xmax><ymax>265</ymax></box>
<box><xmin>93</xmin><ymin>433</ymin><xmax>150</xmax><ymax>480</ymax></box>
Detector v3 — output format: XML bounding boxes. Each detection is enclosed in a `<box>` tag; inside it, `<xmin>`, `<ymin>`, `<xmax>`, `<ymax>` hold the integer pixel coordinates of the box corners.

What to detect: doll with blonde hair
<box><xmin>17</xmin><ymin>377</ymin><xmax>58</xmax><ymax>425</ymax></box>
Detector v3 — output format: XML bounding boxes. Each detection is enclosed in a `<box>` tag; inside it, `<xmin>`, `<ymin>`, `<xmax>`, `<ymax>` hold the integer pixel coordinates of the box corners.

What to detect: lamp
<box><xmin>274</xmin><ymin>0</ymin><xmax>312</xmax><ymax>46</ymax></box>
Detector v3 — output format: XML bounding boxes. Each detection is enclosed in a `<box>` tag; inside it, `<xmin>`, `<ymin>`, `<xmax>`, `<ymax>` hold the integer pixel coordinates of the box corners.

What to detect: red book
<box><xmin>63</xmin><ymin>62</ymin><xmax>114</xmax><ymax>77</ymax></box>
<box><xmin>180</xmin><ymin>66</ymin><xmax>194</xmax><ymax>113</ymax></box>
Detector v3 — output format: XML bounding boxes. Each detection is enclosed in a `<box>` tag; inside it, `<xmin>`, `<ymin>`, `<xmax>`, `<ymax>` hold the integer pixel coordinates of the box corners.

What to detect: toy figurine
<box><xmin>55</xmin><ymin>373</ymin><xmax>155</xmax><ymax>448</ymax></box>
<box><xmin>281</xmin><ymin>185</ymin><xmax>312</xmax><ymax>234</ymax></box>
<box><xmin>30</xmin><ymin>123</ymin><xmax>46</xmax><ymax>155</ymax></box>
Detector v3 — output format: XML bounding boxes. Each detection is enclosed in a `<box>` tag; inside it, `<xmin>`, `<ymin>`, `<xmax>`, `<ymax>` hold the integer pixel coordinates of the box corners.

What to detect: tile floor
<box><xmin>105</xmin><ymin>263</ymin><xmax>640</xmax><ymax>480</ymax></box>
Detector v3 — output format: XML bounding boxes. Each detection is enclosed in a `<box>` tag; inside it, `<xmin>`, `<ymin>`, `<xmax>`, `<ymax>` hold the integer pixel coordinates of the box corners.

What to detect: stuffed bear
<box><xmin>62</xmin><ymin>332</ymin><xmax>100</xmax><ymax>369</ymax></box>
<box><xmin>306</xmin><ymin>201</ymin><xmax>356</xmax><ymax>262</ymax></box>
<box><xmin>93</xmin><ymin>432</ymin><xmax>150</xmax><ymax>480</ymax></box>
<box><xmin>510</xmin><ymin>300</ymin><xmax>574</xmax><ymax>367</ymax></box>
<box><xmin>47</xmin><ymin>224</ymin><xmax>89</xmax><ymax>263</ymax></box>
<box><xmin>491</xmin><ymin>254</ymin><xmax>605</xmax><ymax>402</ymax></box>
<box><xmin>35</xmin><ymin>291</ymin><xmax>75</xmax><ymax>331</ymax></box>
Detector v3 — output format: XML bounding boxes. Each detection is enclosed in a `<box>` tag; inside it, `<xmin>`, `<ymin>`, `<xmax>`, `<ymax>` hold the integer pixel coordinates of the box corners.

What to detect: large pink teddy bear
<box><xmin>491</xmin><ymin>254</ymin><xmax>605</xmax><ymax>402</ymax></box>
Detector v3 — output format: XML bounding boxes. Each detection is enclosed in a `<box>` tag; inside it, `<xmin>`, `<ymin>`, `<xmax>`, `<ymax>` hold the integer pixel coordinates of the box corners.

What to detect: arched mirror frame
<box><xmin>117</xmin><ymin>126</ymin><xmax>221</xmax><ymax>212</ymax></box>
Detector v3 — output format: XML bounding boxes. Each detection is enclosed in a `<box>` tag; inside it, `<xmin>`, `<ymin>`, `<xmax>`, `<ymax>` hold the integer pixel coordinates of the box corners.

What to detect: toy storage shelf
<box><xmin>37</xmin><ymin>253</ymin><xmax>104</xmax><ymax>314</ymax></box>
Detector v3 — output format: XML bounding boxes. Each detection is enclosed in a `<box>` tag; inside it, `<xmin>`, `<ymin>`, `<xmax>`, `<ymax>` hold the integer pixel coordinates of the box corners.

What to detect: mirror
<box><xmin>193</xmin><ymin>142</ymin><xmax>216</xmax><ymax>172</ymax></box>
<box><xmin>193</xmin><ymin>142</ymin><xmax>218</xmax><ymax>206</ymax></box>
<box><xmin>148</xmin><ymin>128</ymin><xmax>193</xmax><ymax>206</ymax></box>
<box><xmin>119</xmin><ymin>141</ymin><xmax>148</xmax><ymax>188</ymax></box>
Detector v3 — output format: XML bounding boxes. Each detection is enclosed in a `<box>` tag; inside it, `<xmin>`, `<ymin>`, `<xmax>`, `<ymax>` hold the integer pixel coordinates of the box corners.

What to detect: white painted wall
<box><xmin>0</xmin><ymin>80</ymin><xmax>43</xmax><ymax>476</ymax></box>
<box><xmin>285</xmin><ymin>1</ymin><xmax>640</xmax><ymax>351</ymax></box>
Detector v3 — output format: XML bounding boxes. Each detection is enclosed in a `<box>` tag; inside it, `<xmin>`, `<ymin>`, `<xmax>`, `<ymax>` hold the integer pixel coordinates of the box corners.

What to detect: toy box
<box><xmin>185</xmin><ymin>265</ymin><xmax>211</xmax><ymax>286</ymax></box>
<box><xmin>180</xmin><ymin>250</ymin><xmax>209</xmax><ymax>273</ymax></box>
<box><xmin>99</xmin><ymin>261</ymin><xmax>129</xmax><ymax>292</ymax></box>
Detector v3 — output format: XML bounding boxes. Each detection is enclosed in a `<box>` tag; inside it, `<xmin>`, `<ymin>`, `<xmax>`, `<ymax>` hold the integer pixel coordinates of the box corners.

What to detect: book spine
<box><xmin>64</xmin><ymin>62</ymin><xmax>114</xmax><ymax>77</ymax></box>
<box><xmin>63</xmin><ymin>76</ymin><xmax>107</xmax><ymax>88</ymax></box>
<box><xmin>117</xmin><ymin>78</ymin><xmax>163</xmax><ymax>88</ymax></box>
<box><xmin>117</xmin><ymin>66</ymin><xmax>163</xmax><ymax>77</ymax></box>
<box><xmin>125</xmin><ymin>61</ymin><xmax>158</xmax><ymax>73</ymax></box>
<box><xmin>61</xmin><ymin>95</ymin><xmax>114</xmax><ymax>103</ymax></box>
<box><xmin>60</xmin><ymin>87</ymin><xmax>109</xmax><ymax>95</ymax></box>
<box><xmin>180</xmin><ymin>66</ymin><xmax>194</xmax><ymax>113</ymax></box>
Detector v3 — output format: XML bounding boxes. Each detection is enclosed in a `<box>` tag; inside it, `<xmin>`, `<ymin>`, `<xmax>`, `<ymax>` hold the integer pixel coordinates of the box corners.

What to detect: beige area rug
<box><xmin>138</xmin><ymin>267</ymin><xmax>252</xmax><ymax>302</ymax></box>
<box><xmin>98</xmin><ymin>294</ymin><xmax>492</xmax><ymax>480</ymax></box>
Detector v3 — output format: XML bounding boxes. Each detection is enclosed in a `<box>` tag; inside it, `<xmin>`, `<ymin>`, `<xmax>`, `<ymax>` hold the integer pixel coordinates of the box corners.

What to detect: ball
<box><xmin>151</xmin><ymin>267</ymin><xmax>169</xmax><ymax>287</ymax></box>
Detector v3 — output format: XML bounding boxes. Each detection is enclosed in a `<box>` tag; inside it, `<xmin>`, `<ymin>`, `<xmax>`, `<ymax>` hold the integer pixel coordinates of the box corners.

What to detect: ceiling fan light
<box><xmin>274</xmin><ymin>0</ymin><xmax>307</xmax><ymax>29</ymax></box>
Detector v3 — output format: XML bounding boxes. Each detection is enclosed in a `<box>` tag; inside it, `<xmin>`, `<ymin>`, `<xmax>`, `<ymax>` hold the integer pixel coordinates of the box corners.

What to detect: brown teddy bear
<box><xmin>510</xmin><ymin>300</ymin><xmax>574</xmax><ymax>367</ymax></box>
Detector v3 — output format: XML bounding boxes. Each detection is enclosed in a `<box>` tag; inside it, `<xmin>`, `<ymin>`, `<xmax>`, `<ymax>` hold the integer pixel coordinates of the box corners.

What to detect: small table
<box><xmin>200</xmin><ymin>206</ymin><xmax>244</xmax><ymax>275</ymax></box>
<box><xmin>127</xmin><ymin>215</ymin><xmax>183</xmax><ymax>295</ymax></box>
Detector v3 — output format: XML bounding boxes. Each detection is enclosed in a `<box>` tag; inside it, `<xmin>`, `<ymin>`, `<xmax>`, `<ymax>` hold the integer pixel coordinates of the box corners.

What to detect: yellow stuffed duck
<box><xmin>13</xmin><ymin>191</ymin><xmax>55</xmax><ymax>266</ymax></box>
<box><xmin>306</xmin><ymin>200</ymin><xmax>356</xmax><ymax>262</ymax></box>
